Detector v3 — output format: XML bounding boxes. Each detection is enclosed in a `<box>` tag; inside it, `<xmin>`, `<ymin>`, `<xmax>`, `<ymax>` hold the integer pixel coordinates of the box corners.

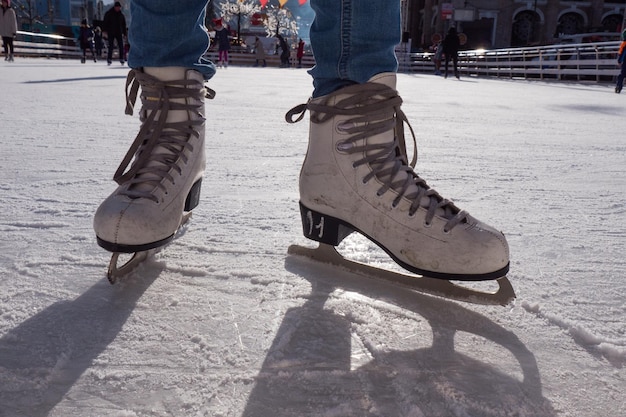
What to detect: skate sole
<box><xmin>298</xmin><ymin>201</ymin><xmax>510</xmax><ymax>282</ymax></box>
<box><xmin>288</xmin><ymin>243</ymin><xmax>516</xmax><ymax>306</ymax></box>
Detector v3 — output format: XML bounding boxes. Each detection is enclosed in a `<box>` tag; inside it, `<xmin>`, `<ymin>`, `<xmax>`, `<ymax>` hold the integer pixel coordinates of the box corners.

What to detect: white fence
<box><xmin>14</xmin><ymin>30</ymin><xmax>82</xmax><ymax>59</ymax></box>
<box><xmin>12</xmin><ymin>30</ymin><xmax>315</xmax><ymax>68</ymax></box>
<box><xmin>12</xmin><ymin>31</ymin><xmax>623</xmax><ymax>82</ymax></box>
<box><xmin>397</xmin><ymin>41</ymin><xmax>623</xmax><ymax>82</ymax></box>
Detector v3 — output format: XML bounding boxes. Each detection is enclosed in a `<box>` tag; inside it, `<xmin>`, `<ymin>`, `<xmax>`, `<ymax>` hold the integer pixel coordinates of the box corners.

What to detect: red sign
<box><xmin>441</xmin><ymin>3</ymin><xmax>454</xmax><ymax>19</ymax></box>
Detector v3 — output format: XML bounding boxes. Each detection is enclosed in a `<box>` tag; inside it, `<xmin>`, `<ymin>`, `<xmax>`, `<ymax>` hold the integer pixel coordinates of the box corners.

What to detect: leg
<box><xmin>6</xmin><ymin>37</ymin><xmax>14</xmax><ymax>61</ymax></box>
<box><xmin>616</xmin><ymin>61</ymin><xmax>626</xmax><ymax>93</ymax></box>
<box><xmin>107</xmin><ymin>37</ymin><xmax>114</xmax><ymax>64</ymax></box>
<box><xmin>290</xmin><ymin>0</ymin><xmax>509</xmax><ymax>279</ymax></box>
<box><xmin>308</xmin><ymin>0</ymin><xmax>398</xmax><ymax>97</ymax></box>
<box><xmin>94</xmin><ymin>0</ymin><xmax>215</xmax><ymax>254</ymax></box>
<box><xmin>117</xmin><ymin>34</ymin><xmax>125</xmax><ymax>63</ymax></box>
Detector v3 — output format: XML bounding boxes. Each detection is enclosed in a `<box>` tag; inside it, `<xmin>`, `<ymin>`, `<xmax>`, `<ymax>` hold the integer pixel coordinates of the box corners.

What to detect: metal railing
<box><xmin>397</xmin><ymin>41</ymin><xmax>623</xmax><ymax>82</ymax></box>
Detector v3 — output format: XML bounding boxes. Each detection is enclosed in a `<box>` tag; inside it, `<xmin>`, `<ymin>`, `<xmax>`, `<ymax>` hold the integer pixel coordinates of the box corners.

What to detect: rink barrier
<box><xmin>397</xmin><ymin>41</ymin><xmax>622</xmax><ymax>82</ymax></box>
<box><xmin>11</xmin><ymin>30</ymin><xmax>621</xmax><ymax>82</ymax></box>
<box><xmin>203</xmin><ymin>50</ymin><xmax>316</xmax><ymax>68</ymax></box>
<box><xmin>14</xmin><ymin>31</ymin><xmax>82</xmax><ymax>59</ymax></box>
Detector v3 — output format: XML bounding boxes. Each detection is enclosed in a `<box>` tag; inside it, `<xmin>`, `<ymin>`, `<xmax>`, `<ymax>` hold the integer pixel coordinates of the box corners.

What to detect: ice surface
<box><xmin>0</xmin><ymin>59</ymin><xmax>624</xmax><ymax>416</ymax></box>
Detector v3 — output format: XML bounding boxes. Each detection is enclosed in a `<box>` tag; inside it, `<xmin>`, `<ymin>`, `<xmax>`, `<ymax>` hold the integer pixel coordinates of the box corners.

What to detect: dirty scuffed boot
<box><xmin>94</xmin><ymin>67</ymin><xmax>209</xmax><ymax>253</ymax></box>
<box><xmin>288</xmin><ymin>73</ymin><xmax>509</xmax><ymax>280</ymax></box>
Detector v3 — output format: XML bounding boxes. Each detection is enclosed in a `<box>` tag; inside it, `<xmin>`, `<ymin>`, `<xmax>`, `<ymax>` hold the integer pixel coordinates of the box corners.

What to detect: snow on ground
<box><xmin>0</xmin><ymin>59</ymin><xmax>624</xmax><ymax>417</ymax></box>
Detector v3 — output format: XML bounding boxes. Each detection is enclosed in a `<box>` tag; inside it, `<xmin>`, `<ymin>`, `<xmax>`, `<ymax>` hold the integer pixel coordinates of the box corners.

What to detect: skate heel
<box><xmin>184</xmin><ymin>179</ymin><xmax>202</xmax><ymax>211</ymax></box>
<box><xmin>299</xmin><ymin>202</ymin><xmax>353</xmax><ymax>246</ymax></box>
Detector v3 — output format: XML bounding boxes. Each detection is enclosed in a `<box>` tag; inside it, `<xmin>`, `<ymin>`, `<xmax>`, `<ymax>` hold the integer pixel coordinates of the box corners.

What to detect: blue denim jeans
<box><xmin>128</xmin><ymin>0</ymin><xmax>216</xmax><ymax>80</ymax></box>
<box><xmin>308</xmin><ymin>0</ymin><xmax>400</xmax><ymax>97</ymax></box>
<box><xmin>128</xmin><ymin>0</ymin><xmax>399</xmax><ymax>97</ymax></box>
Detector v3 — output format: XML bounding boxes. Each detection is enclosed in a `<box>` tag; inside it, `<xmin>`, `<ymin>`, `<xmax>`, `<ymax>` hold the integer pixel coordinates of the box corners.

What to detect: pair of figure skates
<box><xmin>93</xmin><ymin>67</ymin><xmax>513</xmax><ymax>304</ymax></box>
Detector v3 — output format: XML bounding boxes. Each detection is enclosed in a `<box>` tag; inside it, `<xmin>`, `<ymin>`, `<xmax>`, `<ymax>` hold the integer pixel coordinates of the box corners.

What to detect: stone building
<box><xmin>402</xmin><ymin>0</ymin><xmax>626</xmax><ymax>50</ymax></box>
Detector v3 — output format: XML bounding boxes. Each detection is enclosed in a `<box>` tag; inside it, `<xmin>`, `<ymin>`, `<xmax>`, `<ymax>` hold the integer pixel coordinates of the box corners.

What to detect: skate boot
<box><xmin>94</xmin><ymin>67</ymin><xmax>210</xmax><ymax>256</ymax></box>
<box><xmin>287</xmin><ymin>73</ymin><xmax>509</xmax><ymax>281</ymax></box>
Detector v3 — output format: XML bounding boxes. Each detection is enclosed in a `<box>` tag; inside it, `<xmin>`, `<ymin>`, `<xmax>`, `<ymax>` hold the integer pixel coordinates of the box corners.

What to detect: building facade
<box><xmin>403</xmin><ymin>0</ymin><xmax>626</xmax><ymax>50</ymax></box>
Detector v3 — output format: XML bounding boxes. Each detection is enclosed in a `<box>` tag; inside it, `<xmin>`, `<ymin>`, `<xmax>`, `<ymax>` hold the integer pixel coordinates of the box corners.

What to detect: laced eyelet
<box><xmin>337</xmin><ymin>121</ymin><xmax>354</xmax><ymax>132</ymax></box>
<box><xmin>336</xmin><ymin>141</ymin><xmax>352</xmax><ymax>152</ymax></box>
<box><xmin>423</xmin><ymin>221</ymin><xmax>432</xmax><ymax>228</ymax></box>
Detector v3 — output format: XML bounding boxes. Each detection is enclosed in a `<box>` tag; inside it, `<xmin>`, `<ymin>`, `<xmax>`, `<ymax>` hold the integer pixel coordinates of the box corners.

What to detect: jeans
<box><xmin>127</xmin><ymin>0</ymin><xmax>399</xmax><ymax>97</ymax></box>
<box><xmin>307</xmin><ymin>0</ymin><xmax>400</xmax><ymax>97</ymax></box>
<box><xmin>128</xmin><ymin>0</ymin><xmax>216</xmax><ymax>80</ymax></box>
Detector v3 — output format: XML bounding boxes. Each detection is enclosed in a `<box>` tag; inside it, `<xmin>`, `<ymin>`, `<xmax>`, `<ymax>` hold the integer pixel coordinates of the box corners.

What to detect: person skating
<box><xmin>276</xmin><ymin>34</ymin><xmax>290</xmax><ymax>68</ymax></box>
<box><xmin>253</xmin><ymin>36</ymin><xmax>266</xmax><ymax>67</ymax></box>
<box><xmin>442</xmin><ymin>27</ymin><xmax>460</xmax><ymax>79</ymax></box>
<box><xmin>615</xmin><ymin>29</ymin><xmax>626</xmax><ymax>94</ymax></box>
<box><xmin>0</xmin><ymin>0</ymin><xmax>17</xmax><ymax>62</ymax></box>
<box><xmin>296</xmin><ymin>38</ymin><xmax>305</xmax><ymax>68</ymax></box>
<box><xmin>94</xmin><ymin>0</ymin><xmax>509</xmax><ymax>285</ymax></box>
<box><xmin>213</xmin><ymin>18</ymin><xmax>230</xmax><ymax>68</ymax></box>
<box><xmin>78</xmin><ymin>19</ymin><xmax>97</xmax><ymax>63</ymax></box>
<box><xmin>103</xmin><ymin>1</ymin><xmax>127</xmax><ymax>65</ymax></box>
<box><xmin>94</xmin><ymin>26</ymin><xmax>104</xmax><ymax>58</ymax></box>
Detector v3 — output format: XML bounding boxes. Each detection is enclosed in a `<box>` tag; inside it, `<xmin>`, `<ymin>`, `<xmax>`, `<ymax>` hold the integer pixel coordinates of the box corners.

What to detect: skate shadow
<box><xmin>241</xmin><ymin>255</ymin><xmax>556</xmax><ymax>416</ymax></box>
<box><xmin>0</xmin><ymin>266</ymin><xmax>163</xmax><ymax>417</ymax></box>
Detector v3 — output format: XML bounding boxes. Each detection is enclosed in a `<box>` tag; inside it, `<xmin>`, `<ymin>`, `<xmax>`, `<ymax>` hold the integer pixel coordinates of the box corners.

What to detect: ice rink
<box><xmin>0</xmin><ymin>59</ymin><xmax>624</xmax><ymax>416</ymax></box>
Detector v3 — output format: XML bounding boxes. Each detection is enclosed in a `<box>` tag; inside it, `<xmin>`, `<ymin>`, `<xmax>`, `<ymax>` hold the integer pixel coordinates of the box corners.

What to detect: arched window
<box><xmin>558</xmin><ymin>12</ymin><xmax>584</xmax><ymax>35</ymax></box>
<box><xmin>512</xmin><ymin>10</ymin><xmax>540</xmax><ymax>46</ymax></box>
<box><xmin>601</xmin><ymin>14</ymin><xmax>623</xmax><ymax>33</ymax></box>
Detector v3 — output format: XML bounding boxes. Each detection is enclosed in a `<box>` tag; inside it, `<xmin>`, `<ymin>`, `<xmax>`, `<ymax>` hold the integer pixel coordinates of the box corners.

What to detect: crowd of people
<box><xmin>75</xmin><ymin>1</ymin><xmax>127</xmax><ymax>65</ymax></box>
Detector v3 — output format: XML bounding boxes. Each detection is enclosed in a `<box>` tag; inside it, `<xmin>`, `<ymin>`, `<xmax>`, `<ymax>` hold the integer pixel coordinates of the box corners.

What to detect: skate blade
<box><xmin>107</xmin><ymin>251</ymin><xmax>152</xmax><ymax>284</ymax></box>
<box><xmin>287</xmin><ymin>243</ymin><xmax>516</xmax><ymax>307</ymax></box>
<box><xmin>105</xmin><ymin>212</ymin><xmax>193</xmax><ymax>284</ymax></box>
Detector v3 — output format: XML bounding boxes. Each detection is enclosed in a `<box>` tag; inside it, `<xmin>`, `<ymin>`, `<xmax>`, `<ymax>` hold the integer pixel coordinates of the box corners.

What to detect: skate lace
<box><xmin>112</xmin><ymin>69</ymin><xmax>214</xmax><ymax>202</ymax></box>
<box><xmin>286</xmin><ymin>82</ymin><xmax>468</xmax><ymax>232</ymax></box>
